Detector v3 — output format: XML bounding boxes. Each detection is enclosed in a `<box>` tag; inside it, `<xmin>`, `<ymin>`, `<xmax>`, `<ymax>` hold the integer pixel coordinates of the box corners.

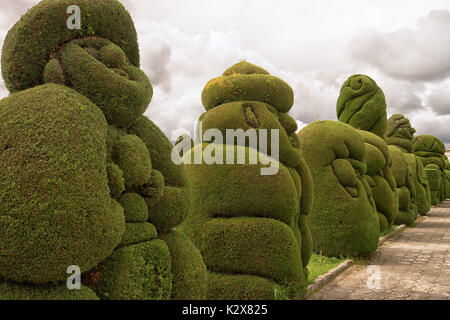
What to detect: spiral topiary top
<box><xmin>337</xmin><ymin>74</ymin><xmax>387</xmax><ymax>138</ymax></box>
<box><xmin>386</xmin><ymin>114</ymin><xmax>416</xmax><ymax>153</ymax></box>
<box><xmin>1</xmin><ymin>0</ymin><xmax>139</xmax><ymax>93</ymax></box>
<box><xmin>201</xmin><ymin>61</ymin><xmax>294</xmax><ymax>112</ymax></box>
<box><xmin>413</xmin><ymin>135</ymin><xmax>446</xmax><ymax>156</ymax></box>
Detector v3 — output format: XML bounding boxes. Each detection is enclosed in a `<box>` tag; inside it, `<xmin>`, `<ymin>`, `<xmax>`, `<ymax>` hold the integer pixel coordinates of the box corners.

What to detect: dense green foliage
<box><xmin>387</xmin><ymin>114</ymin><xmax>431</xmax><ymax>215</ymax></box>
<box><xmin>87</xmin><ymin>240</ymin><xmax>173</xmax><ymax>300</ymax></box>
<box><xmin>297</xmin><ymin>121</ymin><xmax>379</xmax><ymax>257</ymax></box>
<box><xmin>180</xmin><ymin>62</ymin><xmax>312</xmax><ymax>299</ymax></box>
<box><xmin>1</xmin><ymin>0</ymin><xmax>140</xmax><ymax>93</ymax></box>
<box><xmin>389</xmin><ymin>146</ymin><xmax>417</xmax><ymax>225</ymax></box>
<box><xmin>202</xmin><ymin>61</ymin><xmax>294</xmax><ymax>112</ymax></box>
<box><xmin>337</xmin><ymin>75</ymin><xmax>387</xmax><ymax>138</ymax></box>
<box><xmin>0</xmin><ymin>281</ymin><xmax>99</xmax><ymax>300</ymax></box>
<box><xmin>359</xmin><ymin>130</ymin><xmax>398</xmax><ymax>232</ymax></box>
<box><xmin>413</xmin><ymin>135</ymin><xmax>447</xmax><ymax>205</ymax></box>
<box><xmin>0</xmin><ymin>84</ymin><xmax>125</xmax><ymax>284</ymax></box>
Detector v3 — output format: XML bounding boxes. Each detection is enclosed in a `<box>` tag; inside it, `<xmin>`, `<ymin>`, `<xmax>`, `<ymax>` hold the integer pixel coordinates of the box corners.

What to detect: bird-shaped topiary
<box><xmin>179</xmin><ymin>61</ymin><xmax>313</xmax><ymax>299</ymax></box>
<box><xmin>0</xmin><ymin>0</ymin><xmax>206</xmax><ymax>300</ymax></box>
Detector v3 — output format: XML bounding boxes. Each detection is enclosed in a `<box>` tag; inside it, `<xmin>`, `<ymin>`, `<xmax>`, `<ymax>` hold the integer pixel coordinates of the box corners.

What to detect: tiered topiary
<box><xmin>298</xmin><ymin>121</ymin><xmax>379</xmax><ymax>256</ymax></box>
<box><xmin>386</xmin><ymin>114</ymin><xmax>431</xmax><ymax>215</ymax></box>
<box><xmin>0</xmin><ymin>0</ymin><xmax>206</xmax><ymax>300</ymax></box>
<box><xmin>336</xmin><ymin>75</ymin><xmax>398</xmax><ymax>231</ymax></box>
<box><xmin>413</xmin><ymin>135</ymin><xmax>447</xmax><ymax>205</ymax></box>
<box><xmin>179</xmin><ymin>61</ymin><xmax>313</xmax><ymax>299</ymax></box>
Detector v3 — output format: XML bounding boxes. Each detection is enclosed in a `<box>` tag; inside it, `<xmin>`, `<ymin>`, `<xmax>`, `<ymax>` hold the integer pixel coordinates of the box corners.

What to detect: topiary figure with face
<box><xmin>386</xmin><ymin>114</ymin><xmax>431</xmax><ymax>215</ymax></box>
<box><xmin>413</xmin><ymin>135</ymin><xmax>447</xmax><ymax>205</ymax></box>
<box><xmin>337</xmin><ymin>74</ymin><xmax>398</xmax><ymax>232</ymax></box>
<box><xmin>178</xmin><ymin>61</ymin><xmax>313</xmax><ymax>299</ymax></box>
<box><xmin>298</xmin><ymin>121</ymin><xmax>379</xmax><ymax>256</ymax></box>
<box><xmin>0</xmin><ymin>0</ymin><xmax>206</xmax><ymax>300</ymax></box>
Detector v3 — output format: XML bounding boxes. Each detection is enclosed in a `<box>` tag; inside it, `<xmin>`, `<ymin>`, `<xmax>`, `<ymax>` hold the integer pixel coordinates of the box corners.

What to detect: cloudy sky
<box><xmin>1</xmin><ymin>0</ymin><xmax>450</xmax><ymax>146</ymax></box>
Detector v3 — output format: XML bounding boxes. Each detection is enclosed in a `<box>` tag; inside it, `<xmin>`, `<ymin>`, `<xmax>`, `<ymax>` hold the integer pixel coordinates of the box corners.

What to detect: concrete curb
<box><xmin>306</xmin><ymin>259</ymin><xmax>353</xmax><ymax>293</ymax></box>
<box><xmin>378</xmin><ymin>224</ymin><xmax>406</xmax><ymax>246</ymax></box>
<box><xmin>307</xmin><ymin>223</ymin><xmax>410</xmax><ymax>296</ymax></box>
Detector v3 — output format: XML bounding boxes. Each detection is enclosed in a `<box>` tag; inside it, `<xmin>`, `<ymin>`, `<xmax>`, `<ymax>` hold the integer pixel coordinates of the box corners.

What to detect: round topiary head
<box><xmin>2</xmin><ymin>0</ymin><xmax>140</xmax><ymax>94</ymax></box>
<box><xmin>337</xmin><ymin>74</ymin><xmax>387</xmax><ymax>138</ymax></box>
<box><xmin>202</xmin><ymin>61</ymin><xmax>294</xmax><ymax>112</ymax></box>
<box><xmin>386</xmin><ymin>114</ymin><xmax>416</xmax><ymax>152</ymax></box>
<box><xmin>413</xmin><ymin>135</ymin><xmax>446</xmax><ymax>156</ymax></box>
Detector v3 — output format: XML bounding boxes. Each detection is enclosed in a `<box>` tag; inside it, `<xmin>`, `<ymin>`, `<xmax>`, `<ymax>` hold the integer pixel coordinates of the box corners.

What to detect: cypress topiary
<box><xmin>413</xmin><ymin>135</ymin><xmax>447</xmax><ymax>205</ymax></box>
<box><xmin>337</xmin><ymin>74</ymin><xmax>398</xmax><ymax>232</ymax></box>
<box><xmin>389</xmin><ymin>146</ymin><xmax>417</xmax><ymax>225</ymax></box>
<box><xmin>298</xmin><ymin>121</ymin><xmax>379</xmax><ymax>256</ymax></box>
<box><xmin>1</xmin><ymin>0</ymin><xmax>206</xmax><ymax>300</ymax></box>
<box><xmin>179</xmin><ymin>61</ymin><xmax>313</xmax><ymax>299</ymax></box>
<box><xmin>386</xmin><ymin>114</ymin><xmax>431</xmax><ymax>215</ymax></box>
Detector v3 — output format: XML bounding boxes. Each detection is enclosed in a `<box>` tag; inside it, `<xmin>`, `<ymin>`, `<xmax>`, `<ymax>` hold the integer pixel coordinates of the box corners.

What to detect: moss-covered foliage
<box><xmin>179</xmin><ymin>61</ymin><xmax>312</xmax><ymax>299</ymax></box>
<box><xmin>298</xmin><ymin>121</ymin><xmax>379</xmax><ymax>257</ymax></box>
<box><xmin>202</xmin><ymin>61</ymin><xmax>294</xmax><ymax>112</ymax></box>
<box><xmin>444</xmin><ymin>157</ymin><xmax>450</xmax><ymax>199</ymax></box>
<box><xmin>389</xmin><ymin>146</ymin><xmax>417</xmax><ymax>225</ymax></box>
<box><xmin>337</xmin><ymin>74</ymin><xmax>387</xmax><ymax>138</ymax></box>
<box><xmin>387</xmin><ymin>114</ymin><xmax>431</xmax><ymax>215</ymax></box>
<box><xmin>2</xmin><ymin>0</ymin><xmax>140</xmax><ymax>93</ymax></box>
<box><xmin>359</xmin><ymin>131</ymin><xmax>398</xmax><ymax>232</ymax></box>
<box><xmin>413</xmin><ymin>135</ymin><xmax>447</xmax><ymax>205</ymax></box>
<box><xmin>0</xmin><ymin>84</ymin><xmax>125</xmax><ymax>284</ymax></box>
<box><xmin>0</xmin><ymin>281</ymin><xmax>99</xmax><ymax>300</ymax></box>
<box><xmin>0</xmin><ymin>0</ymin><xmax>205</xmax><ymax>300</ymax></box>
<box><xmin>337</xmin><ymin>75</ymin><xmax>397</xmax><ymax>233</ymax></box>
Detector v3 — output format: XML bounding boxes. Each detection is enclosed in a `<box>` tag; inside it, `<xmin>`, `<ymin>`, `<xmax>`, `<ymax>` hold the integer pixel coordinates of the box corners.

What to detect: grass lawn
<box><xmin>380</xmin><ymin>224</ymin><xmax>399</xmax><ymax>237</ymax></box>
<box><xmin>307</xmin><ymin>253</ymin><xmax>346</xmax><ymax>284</ymax></box>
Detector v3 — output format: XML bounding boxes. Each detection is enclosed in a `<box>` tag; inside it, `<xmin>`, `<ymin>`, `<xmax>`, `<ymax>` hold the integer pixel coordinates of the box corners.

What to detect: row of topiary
<box><xmin>0</xmin><ymin>0</ymin><xmax>448</xmax><ymax>301</ymax></box>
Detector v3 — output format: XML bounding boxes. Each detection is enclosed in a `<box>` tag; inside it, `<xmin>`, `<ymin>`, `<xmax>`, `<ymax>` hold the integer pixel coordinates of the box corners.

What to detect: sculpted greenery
<box><xmin>179</xmin><ymin>61</ymin><xmax>313</xmax><ymax>299</ymax></box>
<box><xmin>413</xmin><ymin>135</ymin><xmax>447</xmax><ymax>205</ymax></box>
<box><xmin>386</xmin><ymin>114</ymin><xmax>431</xmax><ymax>215</ymax></box>
<box><xmin>337</xmin><ymin>74</ymin><xmax>397</xmax><ymax>233</ymax></box>
<box><xmin>0</xmin><ymin>0</ymin><xmax>206</xmax><ymax>300</ymax></box>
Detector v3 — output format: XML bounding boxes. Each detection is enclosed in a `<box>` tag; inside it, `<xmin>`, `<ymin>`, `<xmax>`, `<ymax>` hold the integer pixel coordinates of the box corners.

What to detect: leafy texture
<box><xmin>179</xmin><ymin>61</ymin><xmax>312</xmax><ymax>299</ymax></box>
<box><xmin>387</xmin><ymin>114</ymin><xmax>431</xmax><ymax>215</ymax></box>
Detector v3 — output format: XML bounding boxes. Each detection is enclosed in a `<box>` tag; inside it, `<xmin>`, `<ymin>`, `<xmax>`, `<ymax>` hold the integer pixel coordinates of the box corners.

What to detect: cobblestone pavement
<box><xmin>309</xmin><ymin>201</ymin><xmax>450</xmax><ymax>300</ymax></box>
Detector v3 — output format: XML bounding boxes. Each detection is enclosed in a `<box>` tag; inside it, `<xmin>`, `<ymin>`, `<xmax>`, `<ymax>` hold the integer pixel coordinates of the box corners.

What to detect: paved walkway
<box><xmin>309</xmin><ymin>201</ymin><xmax>450</xmax><ymax>300</ymax></box>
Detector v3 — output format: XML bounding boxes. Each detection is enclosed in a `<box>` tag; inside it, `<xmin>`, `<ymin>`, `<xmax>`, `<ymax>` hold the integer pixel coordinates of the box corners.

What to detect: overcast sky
<box><xmin>1</xmin><ymin>0</ymin><xmax>450</xmax><ymax>146</ymax></box>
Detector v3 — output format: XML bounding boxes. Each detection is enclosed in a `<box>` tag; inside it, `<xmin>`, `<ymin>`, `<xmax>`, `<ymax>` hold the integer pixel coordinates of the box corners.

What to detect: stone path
<box><xmin>309</xmin><ymin>201</ymin><xmax>450</xmax><ymax>300</ymax></box>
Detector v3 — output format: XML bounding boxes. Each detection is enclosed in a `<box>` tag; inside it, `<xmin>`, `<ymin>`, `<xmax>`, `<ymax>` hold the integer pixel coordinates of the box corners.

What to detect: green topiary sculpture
<box><xmin>298</xmin><ymin>121</ymin><xmax>379</xmax><ymax>257</ymax></box>
<box><xmin>0</xmin><ymin>0</ymin><xmax>206</xmax><ymax>300</ymax></box>
<box><xmin>337</xmin><ymin>75</ymin><xmax>398</xmax><ymax>232</ymax></box>
<box><xmin>444</xmin><ymin>158</ymin><xmax>450</xmax><ymax>199</ymax></box>
<box><xmin>413</xmin><ymin>135</ymin><xmax>447</xmax><ymax>205</ymax></box>
<box><xmin>386</xmin><ymin>114</ymin><xmax>431</xmax><ymax>215</ymax></box>
<box><xmin>388</xmin><ymin>146</ymin><xmax>417</xmax><ymax>225</ymax></box>
<box><xmin>179</xmin><ymin>61</ymin><xmax>313</xmax><ymax>299</ymax></box>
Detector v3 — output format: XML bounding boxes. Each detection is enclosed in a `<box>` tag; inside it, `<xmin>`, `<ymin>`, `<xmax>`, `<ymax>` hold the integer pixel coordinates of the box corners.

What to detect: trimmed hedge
<box><xmin>160</xmin><ymin>230</ymin><xmax>208</xmax><ymax>300</ymax></box>
<box><xmin>389</xmin><ymin>146</ymin><xmax>417</xmax><ymax>225</ymax></box>
<box><xmin>0</xmin><ymin>281</ymin><xmax>99</xmax><ymax>300</ymax></box>
<box><xmin>297</xmin><ymin>121</ymin><xmax>379</xmax><ymax>257</ymax></box>
<box><xmin>2</xmin><ymin>0</ymin><xmax>140</xmax><ymax>93</ymax></box>
<box><xmin>202</xmin><ymin>62</ymin><xmax>294</xmax><ymax>112</ymax></box>
<box><xmin>337</xmin><ymin>74</ymin><xmax>387</xmax><ymax>138</ymax></box>
<box><xmin>0</xmin><ymin>84</ymin><xmax>125</xmax><ymax>284</ymax></box>
<box><xmin>359</xmin><ymin>130</ymin><xmax>398</xmax><ymax>232</ymax></box>
<box><xmin>88</xmin><ymin>240</ymin><xmax>173</xmax><ymax>300</ymax></box>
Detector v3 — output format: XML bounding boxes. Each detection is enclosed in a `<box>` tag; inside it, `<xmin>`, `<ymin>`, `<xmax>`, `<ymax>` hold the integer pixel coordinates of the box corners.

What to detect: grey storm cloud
<box><xmin>350</xmin><ymin>10</ymin><xmax>450</xmax><ymax>82</ymax></box>
<box><xmin>425</xmin><ymin>86</ymin><xmax>450</xmax><ymax>115</ymax></box>
<box><xmin>144</xmin><ymin>44</ymin><xmax>173</xmax><ymax>93</ymax></box>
